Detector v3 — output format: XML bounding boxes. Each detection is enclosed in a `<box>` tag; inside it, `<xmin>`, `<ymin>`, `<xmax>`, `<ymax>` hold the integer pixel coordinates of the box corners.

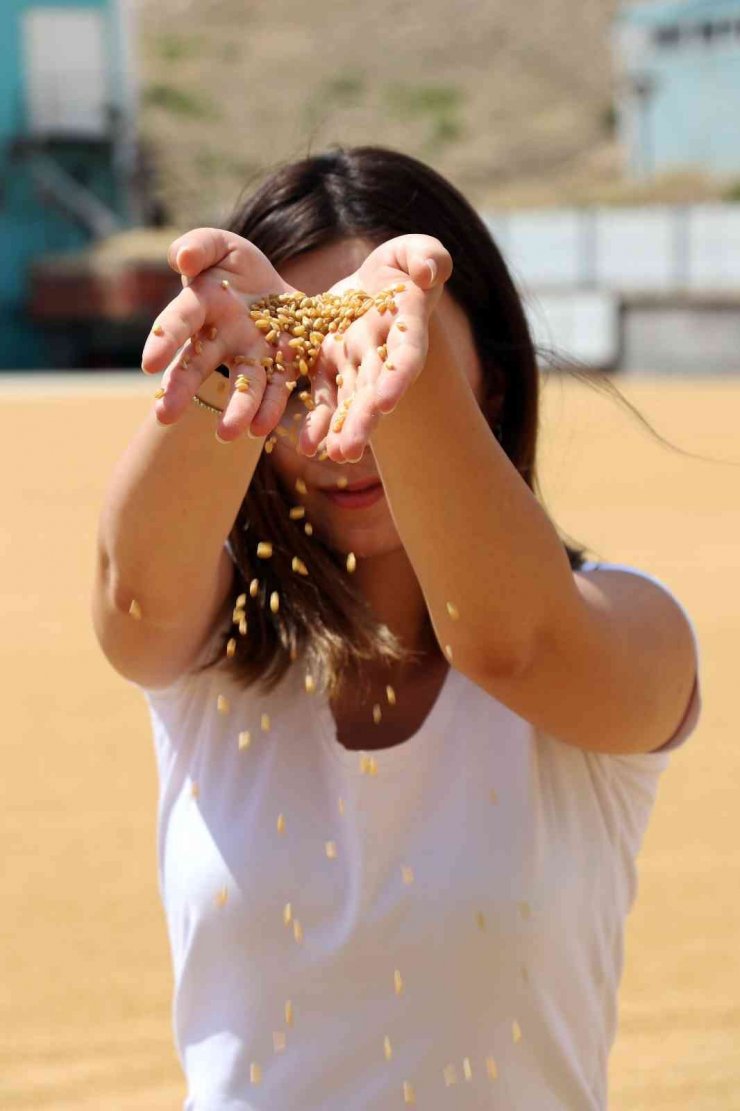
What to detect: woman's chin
<box><xmin>321</xmin><ymin>523</ymin><xmax>402</xmax><ymax>561</ymax></box>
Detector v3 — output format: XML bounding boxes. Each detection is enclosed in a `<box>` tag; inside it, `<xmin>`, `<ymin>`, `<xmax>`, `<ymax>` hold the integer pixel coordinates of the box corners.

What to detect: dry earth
<box><xmin>130</xmin><ymin>0</ymin><xmax>728</xmax><ymax>229</ymax></box>
<box><xmin>1</xmin><ymin>370</ymin><xmax>738</xmax><ymax>1108</ymax></box>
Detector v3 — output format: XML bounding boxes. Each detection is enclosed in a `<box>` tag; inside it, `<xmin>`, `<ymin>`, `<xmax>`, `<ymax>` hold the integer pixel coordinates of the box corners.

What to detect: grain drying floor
<box><xmin>1</xmin><ymin>371</ymin><xmax>738</xmax><ymax>1109</ymax></box>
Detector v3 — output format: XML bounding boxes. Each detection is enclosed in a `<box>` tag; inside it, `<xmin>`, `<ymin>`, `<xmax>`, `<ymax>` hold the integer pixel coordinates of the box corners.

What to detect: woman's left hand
<box><xmin>298</xmin><ymin>234</ymin><xmax>453</xmax><ymax>463</ymax></box>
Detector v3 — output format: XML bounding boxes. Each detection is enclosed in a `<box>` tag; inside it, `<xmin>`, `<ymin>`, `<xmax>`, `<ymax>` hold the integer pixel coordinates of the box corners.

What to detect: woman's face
<box><xmin>268</xmin><ymin>237</ymin><xmax>486</xmax><ymax>559</ymax></box>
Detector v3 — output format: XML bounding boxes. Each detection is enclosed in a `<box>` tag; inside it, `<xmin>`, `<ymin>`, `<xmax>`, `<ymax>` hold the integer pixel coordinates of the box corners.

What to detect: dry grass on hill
<box><xmin>132</xmin><ymin>0</ymin><xmax>647</xmax><ymax>227</ymax></box>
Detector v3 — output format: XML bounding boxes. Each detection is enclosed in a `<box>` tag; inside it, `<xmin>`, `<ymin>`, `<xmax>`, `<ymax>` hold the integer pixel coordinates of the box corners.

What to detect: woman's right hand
<box><xmin>141</xmin><ymin>228</ymin><xmax>304</xmax><ymax>443</ymax></box>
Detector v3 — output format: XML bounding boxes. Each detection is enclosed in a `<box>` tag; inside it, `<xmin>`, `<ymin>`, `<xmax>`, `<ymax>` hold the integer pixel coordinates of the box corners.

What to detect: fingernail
<box><xmin>215</xmin><ymin>431</ymin><xmax>228</xmax><ymax>444</ymax></box>
<box><xmin>426</xmin><ymin>258</ymin><xmax>438</xmax><ymax>285</ymax></box>
<box><xmin>247</xmin><ymin>429</ymin><xmax>259</xmax><ymax>440</ymax></box>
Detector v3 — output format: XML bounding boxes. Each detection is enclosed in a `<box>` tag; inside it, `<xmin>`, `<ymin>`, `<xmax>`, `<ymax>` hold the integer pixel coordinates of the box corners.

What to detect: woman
<box><xmin>92</xmin><ymin>146</ymin><xmax>701</xmax><ymax>1109</ymax></box>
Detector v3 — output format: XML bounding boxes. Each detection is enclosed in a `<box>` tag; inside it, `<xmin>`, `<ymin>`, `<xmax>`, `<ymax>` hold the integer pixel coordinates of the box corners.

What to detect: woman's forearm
<box><xmin>96</xmin><ymin>374</ymin><xmax>262</xmax><ymax>628</ymax></box>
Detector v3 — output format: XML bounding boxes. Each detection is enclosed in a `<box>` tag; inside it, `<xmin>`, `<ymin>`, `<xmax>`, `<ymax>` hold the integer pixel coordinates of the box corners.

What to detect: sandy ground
<box><xmin>1</xmin><ymin>371</ymin><xmax>738</xmax><ymax>1109</ymax></box>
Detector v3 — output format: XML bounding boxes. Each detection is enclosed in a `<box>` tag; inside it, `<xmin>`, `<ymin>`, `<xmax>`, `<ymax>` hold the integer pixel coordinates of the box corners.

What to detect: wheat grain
<box><xmin>443</xmin><ymin>1064</ymin><xmax>458</xmax><ymax>1087</ymax></box>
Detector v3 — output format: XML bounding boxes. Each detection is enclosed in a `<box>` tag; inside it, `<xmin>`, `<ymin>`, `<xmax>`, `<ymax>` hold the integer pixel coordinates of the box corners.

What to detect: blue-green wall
<box><xmin>617</xmin><ymin>0</ymin><xmax>740</xmax><ymax>179</ymax></box>
<box><xmin>0</xmin><ymin>0</ymin><xmax>131</xmax><ymax>368</ymax></box>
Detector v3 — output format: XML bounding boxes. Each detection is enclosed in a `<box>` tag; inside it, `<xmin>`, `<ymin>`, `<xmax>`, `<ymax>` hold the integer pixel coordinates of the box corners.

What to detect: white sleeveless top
<box><xmin>135</xmin><ymin>560</ymin><xmax>701</xmax><ymax>1110</ymax></box>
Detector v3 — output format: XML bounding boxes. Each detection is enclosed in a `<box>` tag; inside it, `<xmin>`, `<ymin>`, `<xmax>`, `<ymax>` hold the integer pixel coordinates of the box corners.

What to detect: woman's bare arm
<box><xmin>92</xmin><ymin>372</ymin><xmax>263</xmax><ymax>689</ymax></box>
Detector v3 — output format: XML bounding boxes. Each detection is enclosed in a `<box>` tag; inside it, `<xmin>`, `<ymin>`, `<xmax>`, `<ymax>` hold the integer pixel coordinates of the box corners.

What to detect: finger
<box><xmin>374</xmin><ymin>312</ymin><xmax>428</xmax><ymax>415</ymax></box>
<box><xmin>238</xmin><ymin>365</ymin><xmax>294</xmax><ymax>440</ymax></box>
<box><xmin>339</xmin><ymin>355</ymin><xmax>382</xmax><ymax>463</ymax></box>
<box><xmin>325</xmin><ymin>359</ymin><xmax>360</xmax><ymax>463</ymax></box>
<box><xmin>215</xmin><ymin>367</ymin><xmax>271</xmax><ymax>443</ymax></box>
<box><xmin>365</xmin><ymin>233</ymin><xmax>453</xmax><ymax>291</ymax></box>
<box><xmin>154</xmin><ymin>331</ymin><xmax>232</xmax><ymax>425</ymax></box>
<box><xmin>297</xmin><ymin>362</ymin><xmax>335</xmax><ymax>457</ymax></box>
<box><xmin>167</xmin><ymin>227</ymin><xmax>241</xmax><ymax>281</ymax></box>
<box><xmin>167</xmin><ymin>227</ymin><xmax>285</xmax><ymax>293</ymax></box>
<box><xmin>141</xmin><ymin>284</ymin><xmax>209</xmax><ymax>374</ymax></box>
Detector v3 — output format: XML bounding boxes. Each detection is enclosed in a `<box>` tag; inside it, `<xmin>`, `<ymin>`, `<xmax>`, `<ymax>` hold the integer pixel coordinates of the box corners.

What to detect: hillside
<box><xmin>132</xmin><ymin>0</ymin><xmax>645</xmax><ymax>227</ymax></box>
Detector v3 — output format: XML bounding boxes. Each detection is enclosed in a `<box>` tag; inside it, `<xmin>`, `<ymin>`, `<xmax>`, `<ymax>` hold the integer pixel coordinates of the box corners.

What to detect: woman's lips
<box><xmin>319</xmin><ymin>481</ymin><xmax>384</xmax><ymax>509</ymax></box>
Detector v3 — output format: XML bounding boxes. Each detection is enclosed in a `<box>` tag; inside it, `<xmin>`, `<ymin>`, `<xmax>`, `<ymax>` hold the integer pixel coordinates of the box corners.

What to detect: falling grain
<box><xmin>257</xmin><ymin>542</ymin><xmax>273</xmax><ymax>559</ymax></box>
<box><xmin>285</xmin><ymin>999</ymin><xmax>293</xmax><ymax>1026</ymax></box>
<box><xmin>486</xmin><ymin>1056</ymin><xmax>499</xmax><ymax>1080</ymax></box>
<box><xmin>261</xmin><ymin>713</ymin><xmax>271</xmax><ymax>732</ymax></box>
<box><xmin>346</xmin><ymin>552</ymin><xmax>357</xmax><ymax>573</ymax></box>
<box><xmin>289</xmin><ymin>506</ymin><xmax>306</xmax><ymax>520</ymax></box>
<box><xmin>304</xmin><ymin>674</ymin><xmax>316</xmax><ymax>694</ymax></box>
<box><xmin>293</xmin><ymin>919</ymin><xmax>303</xmax><ymax>943</ymax></box>
<box><xmin>277</xmin><ymin>813</ymin><xmax>286</xmax><ymax>834</ymax></box>
<box><xmin>238</xmin><ymin>730</ymin><xmax>251</xmax><ymax>750</ymax></box>
<box><xmin>372</xmin><ymin>704</ymin><xmax>382</xmax><ymax>724</ymax></box>
<box><xmin>153</xmin><ymin>387</ymin><xmax>165</xmax><ymax>399</ymax></box>
<box><xmin>513</xmin><ymin>1020</ymin><xmax>522</xmax><ymax>1043</ymax></box>
<box><xmin>386</xmin><ymin>685</ymin><xmax>396</xmax><ymax>705</ymax></box>
<box><xmin>443</xmin><ymin>1064</ymin><xmax>458</xmax><ymax>1087</ymax></box>
<box><xmin>217</xmin><ymin>694</ymin><xmax>230</xmax><ymax>715</ymax></box>
<box><xmin>216</xmin><ymin>886</ymin><xmax>228</xmax><ymax>907</ymax></box>
<box><xmin>273</xmin><ymin>1031</ymin><xmax>286</xmax><ymax>1053</ymax></box>
<box><xmin>402</xmin><ymin>1081</ymin><xmax>415</xmax><ymax>1104</ymax></box>
<box><xmin>249</xmin><ymin>1062</ymin><xmax>261</xmax><ymax>1084</ymax></box>
<box><xmin>249</xmin><ymin>578</ymin><xmax>259</xmax><ymax>597</ymax></box>
<box><xmin>325</xmin><ymin>841</ymin><xmax>337</xmax><ymax>859</ymax></box>
<box><xmin>463</xmin><ymin>1057</ymin><xmax>473</xmax><ymax>1081</ymax></box>
<box><xmin>270</xmin><ymin>591</ymin><xmax>280</xmax><ymax>613</ymax></box>
<box><xmin>128</xmin><ymin>599</ymin><xmax>142</xmax><ymax>620</ymax></box>
<box><xmin>226</xmin><ymin>637</ymin><xmax>237</xmax><ymax>658</ymax></box>
<box><xmin>383</xmin><ymin>1035</ymin><xmax>393</xmax><ymax>1061</ymax></box>
<box><xmin>394</xmin><ymin>969</ymin><xmax>404</xmax><ymax>996</ymax></box>
<box><xmin>401</xmin><ymin>865</ymin><xmax>414</xmax><ymax>885</ymax></box>
<box><xmin>446</xmin><ymin>601</ymin><xmax>460</xmax><ymax>620</ymax></box>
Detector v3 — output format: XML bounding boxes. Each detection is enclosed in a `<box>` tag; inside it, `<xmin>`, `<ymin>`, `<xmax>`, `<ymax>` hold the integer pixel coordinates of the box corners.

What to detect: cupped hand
<box><xmin>141</xmin><ymin>228</ymin><xmax>307</xmax><ymax>442</ymax></box>
<box><xmin>296</xmin><ymin>234</ymin><xmax>453</xmax><ymax>464</ymax></box>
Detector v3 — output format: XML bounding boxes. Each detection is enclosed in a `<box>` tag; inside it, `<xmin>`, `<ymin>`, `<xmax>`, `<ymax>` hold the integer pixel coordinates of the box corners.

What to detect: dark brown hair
<box><xmin>198</xmin><ymin>145</ymin><xmax>591</xmax><ymax>698</ymax></box>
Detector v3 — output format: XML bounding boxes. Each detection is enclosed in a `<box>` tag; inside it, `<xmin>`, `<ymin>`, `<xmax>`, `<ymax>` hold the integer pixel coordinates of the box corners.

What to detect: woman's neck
<box><xmin>353</xmin><ymin>546</ymin><xmax>432</xmax><ymax>658</ymax></box>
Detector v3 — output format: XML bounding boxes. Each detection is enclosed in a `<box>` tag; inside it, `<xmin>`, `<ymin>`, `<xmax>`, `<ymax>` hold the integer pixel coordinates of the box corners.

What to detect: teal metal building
<box><xmin>614</xmin><ymin>0</ymin><xmax>740</xmax><ymax>180</ymax></box>
<box><xmin>0</xmin><ymin>0</ymin><xmax>138</xmax><ymax>368</ymax></box>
